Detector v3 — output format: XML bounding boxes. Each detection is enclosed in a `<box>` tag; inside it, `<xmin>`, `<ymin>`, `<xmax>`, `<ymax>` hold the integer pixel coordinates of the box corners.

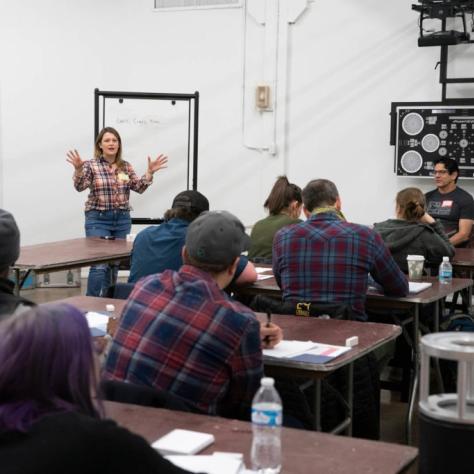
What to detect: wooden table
<box><xmin>236</xmin><ymin>270</ymin><xmax>473</xmax><ymax>444</ymax></box>
<box><xmin>105</xmin><ymin>401</ymin><xmax>418</xmax><ymax>474</ymax></box>
<box><xmin>452</xmin><ymin>248</ymin><xmax>474</xmax><ymax>309</ymax></box>
<box><xmin>56</xmin><ymin>295</ymin><xmax>401</xmax><ymax>436</ymax></box>
<box><xmin>12</xmin><ymin>237</ymin><xmax>133</xmax><ymax>295</ymax></box>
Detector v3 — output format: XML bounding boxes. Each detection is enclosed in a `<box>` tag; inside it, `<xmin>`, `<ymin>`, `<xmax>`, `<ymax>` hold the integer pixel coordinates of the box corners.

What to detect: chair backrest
<box><xmin>250</xmin><ymin>295</ymin><xmax>354</xmax><ymax>320</ymax></box>
<box><xmin>104</xmin><ymin>282</ymin><xmax>135</xmax><ymax>300</ymax></box>
<box><xmin>99</xmin><ymin>379</ymin><xmax>196</xmax><ymax>413</ymax></box>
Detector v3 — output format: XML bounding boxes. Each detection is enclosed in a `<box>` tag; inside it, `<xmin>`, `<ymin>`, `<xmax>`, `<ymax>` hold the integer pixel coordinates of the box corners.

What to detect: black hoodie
<box><xmin>373</xmin><ymin>219</ymin><xmax>455</xmax><ymax>273</ymax></box>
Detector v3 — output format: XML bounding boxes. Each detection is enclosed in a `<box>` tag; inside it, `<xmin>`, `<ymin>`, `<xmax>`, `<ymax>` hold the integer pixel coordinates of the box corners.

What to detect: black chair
<box><xmin>99</xmin><ymin>380</ymin><xmax>196</xmax><ymax>413</ymax></box>
<box><xmin>249</xmin><ymin>294</ymin><xmax>354</xmax><ymax>320</ymax></box>
<box><xmin>104</xmin><ymin>282</ymin><xmax>135</xmax><ymax>300</ymax></box>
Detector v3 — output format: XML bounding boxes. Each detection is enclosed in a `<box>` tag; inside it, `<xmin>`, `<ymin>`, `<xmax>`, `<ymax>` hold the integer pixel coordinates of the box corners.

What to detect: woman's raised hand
<box><xmin>147</xmin><ymin>154</ymin><xmax>168</xmax><ymax>175</ymax></box>
<box><xmin>66</xmin><ymin>149</ymin><xmax>85</xmax><ymax>171</ymax></box>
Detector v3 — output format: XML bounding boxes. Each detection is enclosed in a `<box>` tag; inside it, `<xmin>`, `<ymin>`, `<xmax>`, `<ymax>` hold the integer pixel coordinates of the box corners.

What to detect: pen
<box><xmin>263</xmin><ymin>310</ymin><xmax>271</xmax><ymax>346</ymax></box>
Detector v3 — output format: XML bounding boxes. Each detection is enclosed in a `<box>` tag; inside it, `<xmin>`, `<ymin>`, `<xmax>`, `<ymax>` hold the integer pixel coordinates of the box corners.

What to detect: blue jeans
<box><xmin>85</xmin><ymin>210</ymin><xmax>131</xmax><ymax>297</ymax></box>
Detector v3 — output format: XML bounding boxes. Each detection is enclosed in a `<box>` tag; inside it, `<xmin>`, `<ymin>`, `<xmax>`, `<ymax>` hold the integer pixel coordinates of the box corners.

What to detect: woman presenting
<box><xmin>67</xmin><ymin>126</ymin><xmax>168</xmax><ymax>296</ymax></box>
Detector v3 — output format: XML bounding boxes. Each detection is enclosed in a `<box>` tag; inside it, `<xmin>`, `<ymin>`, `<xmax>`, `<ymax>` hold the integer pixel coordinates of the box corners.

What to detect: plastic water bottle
<box><xmin>251</xmin><ymin>377</ymin><xmax>282</xmax><ymax>474</ymax></box>
<box><xmin>439</xmin><ymin>256</ymin><xmax>453</xmax><ymax>284</ymax></box>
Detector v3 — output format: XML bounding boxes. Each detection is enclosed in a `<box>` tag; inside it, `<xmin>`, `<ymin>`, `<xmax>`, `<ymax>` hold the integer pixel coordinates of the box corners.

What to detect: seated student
<box><xmin>269</xmin><ymin>179</ymin><xmax>408</xmax><ymax>439</ymax></box>
<box><xmin>0</xmin><ymin>303</ymin><xmax>190</xmax><ymax>474</ymax></box>
<box><xmin>374</xmin><ymin>187</ymin><xmax>454</xmax><ymax>273</ymax></box>
<box><xmin>0</xmin><ymin>209</ymin><xmax>35</xmax><ymax>319</ymax></box>
<box><xmin>271</xmin><ymin>179</ymin><xmax>408</xmax><ymax>321</ymax></box>
<box><xmin>248</xmin><ymin>176</ymin><xmax>302</xmax><ymax>262</ymax></box>
<box><xmin>425</xmin><ymin>157</ymin><xmax>474</xmax><ymax>247</ymax></box>
<box><xmin>104</xmin><ymin>211</ymin><xmax>282</xmax><ymax>419</ymax></box>
<box><xmin>128</xmin><ymin>190</ymin><xmax>257</xmax><ymax>286</ymax></box>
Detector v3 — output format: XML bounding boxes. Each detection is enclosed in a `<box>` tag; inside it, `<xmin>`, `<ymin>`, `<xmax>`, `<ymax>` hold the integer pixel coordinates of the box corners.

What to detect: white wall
<box><xmin>1</xmin><ymin>0</ymin><xmax>474</xmax><ymax>244</ymax></box>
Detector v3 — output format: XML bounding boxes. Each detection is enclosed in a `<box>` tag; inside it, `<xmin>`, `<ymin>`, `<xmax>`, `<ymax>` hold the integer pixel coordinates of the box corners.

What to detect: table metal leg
<box><xmin>346</xmin><ymin>363</ymin><xmax>353</xmax><ymax>436</ymax></box>
<box><xmin>406</xmin><ymin>304</ymin><xmax>419</xmax><ymax>445</ymax></box>
<box><xmin>314</xmin><ymin>380</ymin><xmax>322</xmax><ymax>431</ymax></box>
<box><xmin>432</xmin><ymin>301</ymin><xmax>445</xmax><ymax>393</ymax></box>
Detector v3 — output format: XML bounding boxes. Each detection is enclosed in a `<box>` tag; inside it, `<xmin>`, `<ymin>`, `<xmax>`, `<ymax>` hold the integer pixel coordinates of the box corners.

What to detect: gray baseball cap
<box><xmin>0</xmin><ymin>209</ymin><xmax>20</xmax><ymax>267</ymax></box>
<box><xmin>185</xmin><ymin>210</ymin><xmax>251</xmax><ymax>267</ymax></box>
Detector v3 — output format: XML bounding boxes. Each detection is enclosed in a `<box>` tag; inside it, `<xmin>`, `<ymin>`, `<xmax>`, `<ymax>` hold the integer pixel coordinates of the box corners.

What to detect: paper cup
<box><xmin>407</xmin><ymin>255</ymin><xmax>425</xmax><ymax>280</ymax></box>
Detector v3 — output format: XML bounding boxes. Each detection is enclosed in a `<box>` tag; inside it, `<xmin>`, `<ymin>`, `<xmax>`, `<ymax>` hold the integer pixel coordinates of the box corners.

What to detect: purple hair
<box><xmin>0</xmin><ymin>303</ymin><xmax>102</xmax><ymax>432</ymax></box>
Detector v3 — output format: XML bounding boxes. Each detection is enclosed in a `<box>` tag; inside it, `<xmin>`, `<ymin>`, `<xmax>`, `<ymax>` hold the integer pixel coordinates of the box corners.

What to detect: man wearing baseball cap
<box><xmin>128</xmin><ymin>190</ymin><xmax>256</xmax><ymax>286</ymax></box>
<box><xmin>128</xmin><ymin>190</ymin><xmax>210</xmax><ymax>283</ymax></box>
<box><xmin>105</xmin><ymin>210</ymin><xmax>282</xmax><ymax>418</ymax></box>
<box><xmin>0</xmin><ymin>209</ymin><xmax>35</xmax><ymax>318</ymax></box>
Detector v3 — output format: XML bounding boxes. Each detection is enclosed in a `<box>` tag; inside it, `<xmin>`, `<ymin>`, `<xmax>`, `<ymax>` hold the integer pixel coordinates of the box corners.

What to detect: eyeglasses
<box><xmin>433</xmin><ymin>170</ymin><xmax>449</xmax><ymax>175</ymax></box>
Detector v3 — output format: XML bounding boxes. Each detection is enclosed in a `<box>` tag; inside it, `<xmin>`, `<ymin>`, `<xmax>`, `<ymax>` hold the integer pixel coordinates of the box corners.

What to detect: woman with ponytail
<box><xmin>248</xmin><ymin>176</ymin><xmax>302</xmax><ymax>262</ymax></box>
<box><xmin>374</xmin><ymin>187</ymin><xmax>454</xmax><ymax>273</ymax></box>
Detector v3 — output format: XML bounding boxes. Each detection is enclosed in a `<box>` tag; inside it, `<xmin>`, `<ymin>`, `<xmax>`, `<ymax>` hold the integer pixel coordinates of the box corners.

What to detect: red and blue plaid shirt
<box><xmin>273</xmin><ymin>212</ymin><xmax>408</xmax><ymax>319</ymax></box>
<box><xmin>103</xmin><ymin>265</ymin><xmax>263</xmax><ymax>416</ymax></box>
<box><xmin>74</xmin><ymin>157</ymin><xmax>152</xmax><ymax>211</ymax></box>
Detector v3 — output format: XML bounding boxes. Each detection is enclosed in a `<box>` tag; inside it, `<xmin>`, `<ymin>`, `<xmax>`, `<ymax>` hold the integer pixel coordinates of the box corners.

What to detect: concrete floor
<box><xmin>24</xmin><ymin>280</ymin><xmax>417</xmax><ymax>471</ymax></box>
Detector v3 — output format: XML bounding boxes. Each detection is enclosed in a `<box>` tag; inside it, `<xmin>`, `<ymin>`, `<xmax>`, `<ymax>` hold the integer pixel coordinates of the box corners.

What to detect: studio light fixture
<box><xmin>412</xmin><ymin>0</ymin><xmax>474</xmax><ymax>46</ymax></box>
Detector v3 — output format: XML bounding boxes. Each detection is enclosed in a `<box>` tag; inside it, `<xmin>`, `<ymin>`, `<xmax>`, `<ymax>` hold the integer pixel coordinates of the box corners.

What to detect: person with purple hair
<box><xmin>0</xmin><ymin>303</ymin><xmax>190</xmax><ymax>474</ymax></box>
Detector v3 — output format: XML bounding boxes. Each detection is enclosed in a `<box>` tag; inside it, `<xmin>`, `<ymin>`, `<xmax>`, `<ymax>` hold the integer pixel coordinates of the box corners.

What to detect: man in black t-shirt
<box><xmin>425</xmin><ymin>158</ymin><xmax>474</xmax><ymax>247</ymax></box>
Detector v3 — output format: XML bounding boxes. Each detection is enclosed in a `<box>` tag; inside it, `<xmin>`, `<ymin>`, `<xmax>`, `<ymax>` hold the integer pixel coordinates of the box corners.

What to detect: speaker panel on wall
<box><xmin>392</xmin><ymin>104</ymin><xmax>474</xmax><ymax>178</ymax></box>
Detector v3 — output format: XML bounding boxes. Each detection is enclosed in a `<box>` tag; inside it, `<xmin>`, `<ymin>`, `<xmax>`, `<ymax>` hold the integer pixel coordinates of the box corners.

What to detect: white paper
<box><xmin>85</xmin><ymin>311</ymin><xmax>109</xmax><ymax>332</ymax></box>
<box><xmin>256</xmin><ymin>274</ymin><xmax>274</xmax><ymax>281</ymax></box>
<box><xmin>263</xmin><ymin>339</ymin><xmax>350</xmax><ymax>360</ymax></box>
<box><xmin>409</xmin><ymin>281</ymin><xmax>432</xmax><ymax>294</ymax></box>
<box><xmin>165</xmin><ymin>455</ymin><xmax>243</xmax><ymax>474</ymax></box>
<box><xmin>262</xmin><ymin>340</ymin><xmax>319</xmax><ymax>358</ymax></box>
<box><xmin>152</xmin><ymin>429</ymin><xmax>215</xmax><ymax>455</ymax></box>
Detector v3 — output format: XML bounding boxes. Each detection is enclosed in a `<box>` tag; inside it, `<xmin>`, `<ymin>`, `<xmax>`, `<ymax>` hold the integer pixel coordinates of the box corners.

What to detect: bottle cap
<box><xmin>261</xmin><ymin>377</ymin><xmax>275</xmax><ymax>387</ymax></box>
<box><xmin>442</xmin><ymin>256</ymin><xmax>449</xmax><ymax>262</ymax></box>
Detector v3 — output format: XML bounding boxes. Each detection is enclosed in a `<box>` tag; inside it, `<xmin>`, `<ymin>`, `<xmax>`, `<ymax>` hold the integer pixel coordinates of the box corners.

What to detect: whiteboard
<box><xmin>102</xmin><ymin>97</ymin><xmax>194</xmax><ymax>218</ymax></box>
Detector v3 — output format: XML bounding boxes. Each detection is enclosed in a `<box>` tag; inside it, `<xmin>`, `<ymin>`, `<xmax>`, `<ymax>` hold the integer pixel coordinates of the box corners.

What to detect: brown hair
<box><xmin>94</xmin><ymin>127</ymin><xmax>124</xmax><ymax>170</ymax></box>
<box><xmin>164</xmin><ymin>207</ymin><xmax>202</xmax><ymax>223</ymax></box>
<box><xmin>183</xmin><ymin>251</ymin><xmax>230</xmax><ymax>274</ymax></box>
<box><xmin>264</xmin><ymin>176</ymin><xmax>302</xmax><ymax>215</ymax></box>
<box><xmin>396</xmin><ymin>187</ymin><xmax>426</xmax><ymax>221</ymax></box>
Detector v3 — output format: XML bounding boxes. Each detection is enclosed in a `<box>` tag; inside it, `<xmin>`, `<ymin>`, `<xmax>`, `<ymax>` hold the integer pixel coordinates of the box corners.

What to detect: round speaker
<box><xmin>400</xmin><ymin>151</ymin><xmax>423</xmax><ymax>173</ymax></box>
<box><xmin>402</xmin><ymin>112</ymin><xmax>424</xmax><ymax>136</ymax></box>
<box><xmin>422</xmin><ymin>134</ymin><xmax>440</xmax><ymax>153</ymax></box>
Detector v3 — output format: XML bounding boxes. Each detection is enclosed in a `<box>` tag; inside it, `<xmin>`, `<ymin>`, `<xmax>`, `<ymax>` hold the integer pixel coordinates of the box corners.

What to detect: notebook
<box><xmin>152</xmin><ymin>429</ymin><xmax>215</xmax><ymax>455</ymax></box>
<box><xmin>263</xmin><ymin>340</ymin><xmax>350</xmax><ymax>364</ymax></box>
<box><xmin>408</xmin><ymin>281</ymin><xmax>432</xmax><ymax>294</ymax></box>
<box><xmin>164</xmin><ymin>454</ymin><xmax>244</xmax><ymax>474</ymax></box>
<box><xmin>85</xmin><ymin>311</ymin><xmax>109</xmax><ymax>337</ymax></box>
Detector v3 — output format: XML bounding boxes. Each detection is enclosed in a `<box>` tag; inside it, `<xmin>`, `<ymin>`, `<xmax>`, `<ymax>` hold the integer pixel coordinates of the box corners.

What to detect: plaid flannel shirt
<box><xmin>104</xmin><ymin>265</ymin><xmax>263</xmax><ymax>416</ymax></box>
<box><xmin>74</xmin><ymin>157</ymin><xmax>152</xmax><ymax>211</ymax></box>
<box><xmin>273</xmin><ymin>212</ymin><xmax>408</xmax><ymax>319</ymax></box>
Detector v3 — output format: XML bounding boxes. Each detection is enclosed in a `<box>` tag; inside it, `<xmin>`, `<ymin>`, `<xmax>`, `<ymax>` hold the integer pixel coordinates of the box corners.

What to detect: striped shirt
<box><xmin>104</xmin><ymin>265</ymin><xmax>263</xmax><ymax>416</ymax></box>
<box><xmin>273</xmin><ymin>212</ymin><xmax>409</xmax><ymax>319</ymax></box>
<box><xmin>73</xmin><ymin>157</ymin><xmax>152</xmax><ymax>211</ymax></box>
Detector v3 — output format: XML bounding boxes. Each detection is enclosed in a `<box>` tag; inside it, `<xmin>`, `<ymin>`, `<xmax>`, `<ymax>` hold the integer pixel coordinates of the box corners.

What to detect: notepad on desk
<box><xmin>409</xmin><ymin>281</ymin><xmax>432</xmax><ymax>294</ymax></box>
<box><xmin>152</xmin><ymin>429</ymin><xmax>215</xmax><ymax>455</ymax></box>
<box><xmin>165</xmin><ymin>454</ymin><xmax>244</xmax><ymax>474</ymax></box>
<box><xmin>263</xmin><ymin>340</ymin><xmax>351</xmax><ymax>364</ymax></box>
<box><xmin>85</xmin><ymin>311</ymin><xmax>109</xmax><ymax>337</ymax></box>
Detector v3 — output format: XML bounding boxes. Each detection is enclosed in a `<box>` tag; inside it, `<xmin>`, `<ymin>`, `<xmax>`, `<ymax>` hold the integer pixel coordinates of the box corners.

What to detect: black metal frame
<box><xmin>94</xmin><ymin>88</ymin><xmax>200</xmax><ymax>224</ymax></box>
<box><xmin>389</xmin><ymin>99</ymin><xmax>474</xmax><ymax>147</ymax></box>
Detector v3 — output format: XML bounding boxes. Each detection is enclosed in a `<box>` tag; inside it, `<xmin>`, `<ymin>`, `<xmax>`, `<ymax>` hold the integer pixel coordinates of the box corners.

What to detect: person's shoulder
<box><xmin>454</xmin><ymin>186</ymin><xmax>474</xmax><ymax>201</ymax></box>
<box><xmin>216</xmin><ymin>294</ymin><xmax>258</xmax><ymax>322</ymax></box>
<box><xmin>425</xmin><ymin>188</ymin><xmax>438</xmax><ymax>199</ymax></box>
<box><xmin>34</xmin><ymin>411</ymin><xmax>112</xmax><ymax>437</ymax></box>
